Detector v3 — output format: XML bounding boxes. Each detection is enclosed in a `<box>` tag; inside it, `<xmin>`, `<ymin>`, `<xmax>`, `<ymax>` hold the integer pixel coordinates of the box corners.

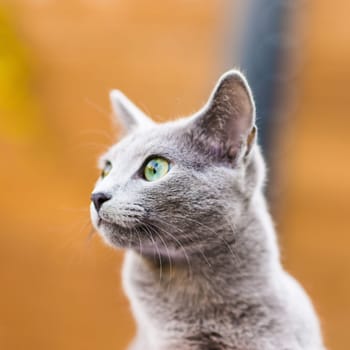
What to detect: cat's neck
<box><xmin>123</xmin><ymin>191</ymin><xmax>281</xmax><ymax>302</ymax></box>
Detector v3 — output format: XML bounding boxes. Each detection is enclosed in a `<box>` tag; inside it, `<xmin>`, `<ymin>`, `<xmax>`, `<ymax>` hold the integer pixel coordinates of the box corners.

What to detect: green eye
<box><xmin>144</xmin><ymin>157</ymin><xmax>170</xmax><ymax>181</ymax></box>
<box><xmin>101</xmin><ymin>161</ymin><xmax>112</xmax><ymax>178</ymax></box>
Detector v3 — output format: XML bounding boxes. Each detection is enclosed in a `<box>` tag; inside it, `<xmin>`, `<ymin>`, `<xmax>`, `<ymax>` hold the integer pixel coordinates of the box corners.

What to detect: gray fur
<box><xmin>90</xmin><ymin>70</ymin><xmax>325</xmax><ymax>350</ymax></box>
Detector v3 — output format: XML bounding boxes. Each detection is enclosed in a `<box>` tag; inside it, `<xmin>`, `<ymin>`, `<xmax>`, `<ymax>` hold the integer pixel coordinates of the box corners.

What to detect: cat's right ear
<box><xmin>185</xmin><ymin>70</ymin><xmax>257</xmax><ymax>164</ymax></box>
<box><xmin>110</xmin><ymin>90</ymin><xmax>154</xmax><ymax>132</ymax></box>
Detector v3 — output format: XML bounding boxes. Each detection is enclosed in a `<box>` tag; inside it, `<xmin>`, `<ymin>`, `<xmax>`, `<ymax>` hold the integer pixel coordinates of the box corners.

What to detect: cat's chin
<box><xmin>96</xmin><ymin>219</ymin><xmax>190</xmax><ymax>263</ymax></box>
<box><xmin>95</xmin><ymin>219</ymin><xmax>138</xmax><ymax>248</ymax></box>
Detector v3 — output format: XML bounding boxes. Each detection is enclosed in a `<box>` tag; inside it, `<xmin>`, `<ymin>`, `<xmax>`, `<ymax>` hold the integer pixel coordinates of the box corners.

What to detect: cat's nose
<box><xmin>91</xmin><ymin>192</ymin><xmax>112</xmax><ymax>212</ymax></box>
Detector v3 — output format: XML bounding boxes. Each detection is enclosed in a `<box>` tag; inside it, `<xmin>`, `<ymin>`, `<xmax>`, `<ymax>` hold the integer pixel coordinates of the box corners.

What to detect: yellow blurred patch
<box><xmin>0</xmin><ymin>7</ymin><xmax>41</xmax><ymax>142</ymax></box>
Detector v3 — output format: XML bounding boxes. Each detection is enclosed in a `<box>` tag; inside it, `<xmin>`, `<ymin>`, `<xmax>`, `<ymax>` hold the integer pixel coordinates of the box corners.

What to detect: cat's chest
<box><xmin>122</xmin><ymin>253</ymin><xmax>305</xmax><ymax>350</ymax></box>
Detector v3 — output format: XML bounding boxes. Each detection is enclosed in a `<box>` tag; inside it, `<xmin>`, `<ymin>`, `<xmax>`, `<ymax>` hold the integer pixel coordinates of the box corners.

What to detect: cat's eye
<box><xmin>144</xmin><ymin>157</ymin><xmax>170</xmax><ymax>182</ymax></box>
<box><xmin>101</xmin><ymin>161</ymin><xmax>112</xmax><ymax>178</ymax></box>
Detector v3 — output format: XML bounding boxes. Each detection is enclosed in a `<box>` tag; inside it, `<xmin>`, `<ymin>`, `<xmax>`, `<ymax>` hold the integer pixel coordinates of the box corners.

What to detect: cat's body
<box><xmin>90</xmin><ymin>70</ymin><xmax>325</xmax><ymax>350</ymax></box>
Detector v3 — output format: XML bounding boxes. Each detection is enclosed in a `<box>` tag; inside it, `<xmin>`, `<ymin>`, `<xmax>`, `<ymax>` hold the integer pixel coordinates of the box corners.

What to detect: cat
<box><xmin>90</xmin><ymin>70</ymin><xmax>325</xmax><ymax>350</ymax></box>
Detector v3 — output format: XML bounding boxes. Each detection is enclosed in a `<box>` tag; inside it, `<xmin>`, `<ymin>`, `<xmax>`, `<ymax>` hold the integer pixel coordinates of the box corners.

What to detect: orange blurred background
<box><xmin>0</xmin><ymin>1</ymin><xmax>349</xmax><ymax>349</ymax></box>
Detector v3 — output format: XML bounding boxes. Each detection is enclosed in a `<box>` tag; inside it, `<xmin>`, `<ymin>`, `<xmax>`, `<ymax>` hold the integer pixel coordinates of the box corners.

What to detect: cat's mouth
<box><xmin>96</xmin><ymin>218</ymin><xmax>187</xmax><ymax>262</ymax></box>
<box><xmin>97</xmin><ymin>217</ymin><xmax>149</xmax><ymax>233</ymax></box>
<box><xmin>97</xmin><ymin>217</ymin><xmax>157</xmax><ymax>245</ymax></box>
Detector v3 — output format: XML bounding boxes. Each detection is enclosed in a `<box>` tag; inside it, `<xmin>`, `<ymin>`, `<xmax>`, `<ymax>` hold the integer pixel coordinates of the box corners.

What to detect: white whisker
<box><xmin>146</xmin><ymin>220</ymin><xmax>193</xmax><ymax>281</ymax></box>
<box><xmin>143</xmin><ymin>225</ymin><xmax>163</xmax><ymax>283</ymax></box>
<box><xmin>168</xmin><ymin>213</ymin><xmax>240</xmax><ymax>266</ymax></box>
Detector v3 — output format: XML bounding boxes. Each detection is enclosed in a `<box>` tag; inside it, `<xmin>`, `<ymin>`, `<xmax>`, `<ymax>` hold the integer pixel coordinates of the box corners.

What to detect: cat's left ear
<box><xmin>110</xmin><ymin>90</ymin><xmax>154</xmax><ymax>132</ymax></box>
<box><xmin>189</xmin><ymin>70</ymin><xmax>257</xmax><ymax>163</ymax></box>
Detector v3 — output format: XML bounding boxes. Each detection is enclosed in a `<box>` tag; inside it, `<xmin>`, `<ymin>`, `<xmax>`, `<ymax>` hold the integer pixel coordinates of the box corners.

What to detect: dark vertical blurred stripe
<box><xmin>236</xmin><ymin>0</ymin><xmax>298</xmax><ymax>164</ymax></box>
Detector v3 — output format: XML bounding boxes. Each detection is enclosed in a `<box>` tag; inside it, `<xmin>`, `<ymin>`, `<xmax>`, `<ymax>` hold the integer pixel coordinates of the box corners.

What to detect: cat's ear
<box><xmin>110</xmin><ymin>90</ymin><xmax>154</xmax><ymax>132</ymax></box>
<box><xmin>189</xmin><ymin>69</ymin><xmax>257</xmax><ymax>162</ymax></box>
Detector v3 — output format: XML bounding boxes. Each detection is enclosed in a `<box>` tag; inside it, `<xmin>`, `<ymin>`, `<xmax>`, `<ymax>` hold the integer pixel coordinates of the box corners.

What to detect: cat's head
<box><xmin>90</xmin><ymin>70</ymin><xmax>265</xmax><ymax>262</ymax></box>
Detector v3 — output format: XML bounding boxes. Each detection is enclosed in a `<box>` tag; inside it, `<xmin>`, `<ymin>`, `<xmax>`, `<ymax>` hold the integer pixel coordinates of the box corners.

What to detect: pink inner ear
<box><xmin>211</xmin><ymin>72</ymin><xmax>254</xmax><ymax>137</ymax></box>
<box><xmin>195</xmin><ymin>71</ymin><xmax>255</xmax><ymax>150</ymax></box>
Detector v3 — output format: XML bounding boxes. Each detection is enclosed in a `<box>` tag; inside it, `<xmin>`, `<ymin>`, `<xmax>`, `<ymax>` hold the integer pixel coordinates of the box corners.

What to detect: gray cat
<box><xmin>90</xmin><ymin>70</ymin><xmax>325</xmax><ymax>350</ymax></box>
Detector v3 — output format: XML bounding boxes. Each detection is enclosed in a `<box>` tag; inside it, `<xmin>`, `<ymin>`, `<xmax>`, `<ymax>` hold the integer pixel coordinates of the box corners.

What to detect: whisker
<box><xmin>84</xmin><ymin>98</ymin><xmax>114</xmax><ymax>121</ymax></box>
<box><xmin>151</xmin><ymin>217</ymin><xmax>212</xmax><ymax>270</ymax></box>
<box><xmin>135</xmin><ymin>227</ymin><xmax>143</xmax><ymax>259</ymax></box>
<box><xmin>146</xmin><ymin>220</ymin><xmax>193</xmax><ymax>281</ymax></box>
<box><xmin>144</xmin><ymin>223</ymin><xmax>174</xmax><ymax>290</ymax></box>
<box><xmin>143</xmin><ymin>225</ymin><xmax>163</xmax><ymax>283</ymax></box>
<box><xmin>167</xmin><ymin>214</ymin><xmax>240</xmax><ymax>266</ymax></box>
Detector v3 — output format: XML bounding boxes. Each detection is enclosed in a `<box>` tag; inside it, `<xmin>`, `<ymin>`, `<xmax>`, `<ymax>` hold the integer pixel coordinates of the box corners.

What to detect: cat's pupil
<box><xmin>153</xmin><ymin>163</ymin><xmax>158</xmax><ymax>173</ymax></box>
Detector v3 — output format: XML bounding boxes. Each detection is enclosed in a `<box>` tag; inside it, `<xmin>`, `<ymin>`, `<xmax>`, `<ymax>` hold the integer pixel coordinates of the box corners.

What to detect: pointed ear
<box><xmin>189</xmin><ymin>70</ymin><xmax>257</xmax><ymax>163</ymax></box>
<box><xmin>110</xmin><ymin>90</ymin><xmax>154</xmax><ymax>132</ymax></box>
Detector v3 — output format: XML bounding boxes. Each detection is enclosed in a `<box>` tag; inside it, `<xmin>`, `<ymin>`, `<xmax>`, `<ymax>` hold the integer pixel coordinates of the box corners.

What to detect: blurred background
<box><xmin>0</xmin><ymin>1</ymin><xmax>349</xmax><ymax>349</ymax></box>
